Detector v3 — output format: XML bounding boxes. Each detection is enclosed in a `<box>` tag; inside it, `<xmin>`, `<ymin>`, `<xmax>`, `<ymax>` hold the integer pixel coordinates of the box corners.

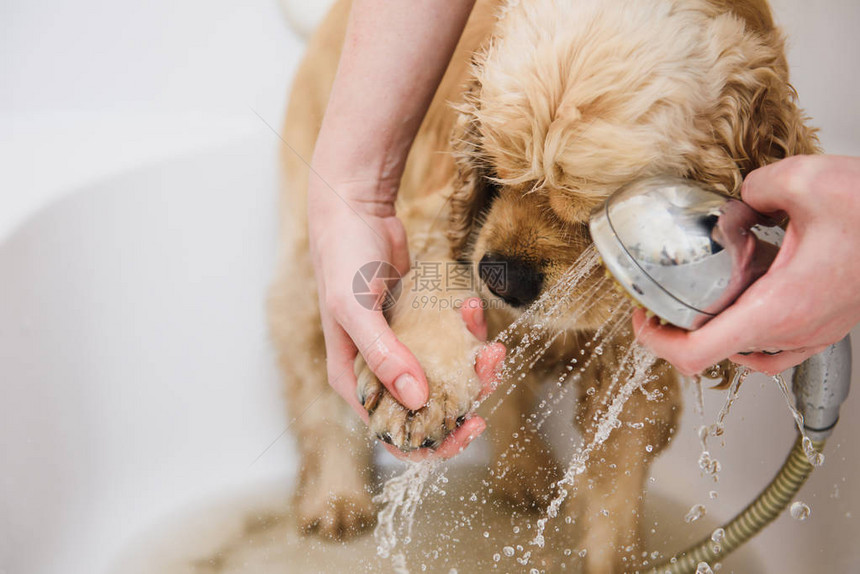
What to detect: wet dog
<box><xmin>268</xmin><ymin>0</ymin><xmax>817</xmax><ymax>570</ymax></box>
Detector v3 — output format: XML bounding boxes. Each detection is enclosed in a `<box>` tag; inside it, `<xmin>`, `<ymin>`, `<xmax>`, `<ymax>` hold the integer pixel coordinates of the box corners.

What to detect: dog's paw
<box><xmin>355</xmin><ymin>355</ymin><xmax>479</xmax><ymax>452</ymax></box>
<box><xmin>296</xmin><ymin>482</ymin><xmax>376</xmax><ymax>540</ymax></box>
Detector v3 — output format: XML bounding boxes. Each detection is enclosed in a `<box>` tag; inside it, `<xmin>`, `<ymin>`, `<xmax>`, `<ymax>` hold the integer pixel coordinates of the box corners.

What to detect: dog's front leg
<box><xmin>485</xmin><ymin>366</ymin><xmax>561</xmax><ymax>511</ymax></box>
<box><xmin>564</xmin><ymin>349</ymin><xmax>680</xmax><ymax>573</ymax></box>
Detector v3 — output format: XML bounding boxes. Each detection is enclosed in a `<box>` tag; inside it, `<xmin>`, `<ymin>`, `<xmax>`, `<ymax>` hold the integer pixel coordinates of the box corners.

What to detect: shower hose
<box><xmin>644</xmin><ymin>435</ymin><xmax>824</xmax><ymax>574</ymax></box>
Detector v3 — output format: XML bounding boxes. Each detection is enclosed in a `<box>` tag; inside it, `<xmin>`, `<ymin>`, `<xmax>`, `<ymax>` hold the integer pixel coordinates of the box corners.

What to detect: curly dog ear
<box><xmin>689</xmin><ymin>21</ymin><xmax>820</xmax><ymax>196</ymax></box>
<box><xmin>448</xmin><ymin>78</ymin><xmax>498</xmax><ymax>261</ymax></box>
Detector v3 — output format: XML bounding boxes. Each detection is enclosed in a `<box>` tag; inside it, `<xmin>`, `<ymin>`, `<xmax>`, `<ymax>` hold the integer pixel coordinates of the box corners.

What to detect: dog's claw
<box><xmin>356</xmin><ymin>355</ymin><xmax>384</xmax><ymax>414</ymax></box>
<box><xmin>354</xmin><ymin>345</ymin><xmax>480</xmax><ymax>453</ymax></box>
<box><xmin>377</xmin><ymin>432</ymin><xmax>394</xmax><ymax>445</ymax></box>
<box><xmin>363</xmin><ymin>390</ymin><xmax>382</xmax><ymax>414</ymax></box>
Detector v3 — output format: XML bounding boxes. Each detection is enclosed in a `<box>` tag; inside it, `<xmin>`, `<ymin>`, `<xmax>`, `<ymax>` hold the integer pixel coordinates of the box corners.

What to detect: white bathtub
<box><xmin>1</xmin><ymin>1</ymin><xmax>859</xmax><ymax>573</ymax></box>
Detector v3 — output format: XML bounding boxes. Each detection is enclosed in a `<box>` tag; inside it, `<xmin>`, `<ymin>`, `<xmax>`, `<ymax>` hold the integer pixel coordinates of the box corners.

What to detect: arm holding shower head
<box><xmin>590</xmin><ymin>176</ymin><xmax>854</xmax><ymax>572</ymax></box>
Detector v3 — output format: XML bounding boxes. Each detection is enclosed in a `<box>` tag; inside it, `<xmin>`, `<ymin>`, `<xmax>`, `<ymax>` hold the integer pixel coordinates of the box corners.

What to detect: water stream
<box><xmin>373</xmin><ymin>246</ymin><xmax>642</xmax><ymax>568</ymax></box>
<box><xmin>372</xmin><ymin>245</ymin><xmax>826</xmax><ymax>572</ymax></box>
<box><xmin>773</xmin><ymin>373</ymin><xmax>825</xmax><ymax>467</ymax></box>
<box><xmin>531</xmin><ymin>343</ymin><xmax>658</xmax><ymax>551</ymax></box>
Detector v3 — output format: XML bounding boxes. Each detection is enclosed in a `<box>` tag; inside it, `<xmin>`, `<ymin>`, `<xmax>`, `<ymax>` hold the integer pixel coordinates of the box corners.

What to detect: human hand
<box><xmin>308</xmin><ymin>174</ymin><xmax>505</xmax><ymax>460</ymax></box>
<box><xmin>380</xmin><ymin>298</ymin><xmax>507</xmax><ymax>462</ymax></box>
<box><xmin>633</xmin><ymin>155</ymin><xmax>860</xmax><ymax>375</ymax></box>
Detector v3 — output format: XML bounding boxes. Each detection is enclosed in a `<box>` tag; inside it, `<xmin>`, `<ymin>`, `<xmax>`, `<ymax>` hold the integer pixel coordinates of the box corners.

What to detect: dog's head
<box><xmin>449</xmin><ymin>0</ymin><xmax>818</xmax><ymax>329</ymax></box>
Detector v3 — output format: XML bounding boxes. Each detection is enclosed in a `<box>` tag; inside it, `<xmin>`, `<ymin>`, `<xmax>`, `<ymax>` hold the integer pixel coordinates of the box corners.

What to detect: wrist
<box><xmin>310</xmin><ymin>155</ymin><xmax>403</xmax><ymax>213</ymax></box>
<box><xmin>307</xmin><ymin>171</ymin><xmax>399</xmax><ymax>219</ymax></box>
<box><xmin>310</xmin><ymin>114</ymin><xmax>412</xmax><ymax>202</ymax></box>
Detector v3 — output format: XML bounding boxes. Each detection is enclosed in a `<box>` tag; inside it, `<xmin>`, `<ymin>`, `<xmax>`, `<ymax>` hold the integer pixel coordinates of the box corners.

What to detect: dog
<box><xmin>268</xmin><ymin>0</ymin><xmax>818</xmax><ymax>571</ymax></box>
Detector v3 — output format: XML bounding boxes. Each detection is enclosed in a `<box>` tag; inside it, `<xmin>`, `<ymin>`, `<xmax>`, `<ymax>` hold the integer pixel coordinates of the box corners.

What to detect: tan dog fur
<box><xmin>268</xmin><ymin>0</ymin><xmax>817</xmax><ymax>571</ymax></box>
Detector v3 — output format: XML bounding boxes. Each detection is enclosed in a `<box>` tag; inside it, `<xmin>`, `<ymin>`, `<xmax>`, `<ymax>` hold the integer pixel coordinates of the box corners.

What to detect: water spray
<box><xmin>589</xmin><ymin>177</ymin><xmax>852</xmax><ymax>573</ymax></box>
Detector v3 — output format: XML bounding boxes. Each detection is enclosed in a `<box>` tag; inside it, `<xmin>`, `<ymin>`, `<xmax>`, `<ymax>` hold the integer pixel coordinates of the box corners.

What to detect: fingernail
<box><xmin>394</xmin><ymin>373</ymin><xmax>425</xmax><ymax>409</ymax></box>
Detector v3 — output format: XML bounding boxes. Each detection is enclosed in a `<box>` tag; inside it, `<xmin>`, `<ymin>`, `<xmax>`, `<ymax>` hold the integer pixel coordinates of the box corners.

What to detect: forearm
<box><xmin>312</xmin><ymin>0</ymin><xmax>476</xmax><ymax>200</ymax></box>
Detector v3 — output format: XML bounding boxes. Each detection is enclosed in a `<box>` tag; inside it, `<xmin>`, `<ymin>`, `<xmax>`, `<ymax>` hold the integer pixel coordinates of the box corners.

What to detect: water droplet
<box><xmin>709</xmin><ymin>490</ymin><xmax>718</xmax><ymax>499</ymax></box>
<box><xmin>493</xmin><ymin>553</ymin><xmax>501</xmax><ymax>562</ymax></box>
<box><xmin>645</xmin><ymin>444</ymin><xmax>653</xmax><ymax>452</ymax></box>
<box><xmin>790</xmin><ymin>501</ymin><xmax>811</xmax><ymax>521</ymax></box>
<box><xmin>578</xmin><ymin>549</ymin><xmax>588</xmax><ymax>558</ymax></box>
<box><xmin>503</xmin><ymin>546</ymin><xmax>515</xmax><ymax>557</ymax></box>
<box><xmin>802</xmin><ymin>437</ymin><xmax>825</xmax><ymax>467</ymax></box>
<box><xmin>696</xmin><ymin>562</ymin><xmax>714</xmax><ymax>574</ymax></box>
<box><xmin>711</xmin><ymin>528</ymin><xmax>725</xmax><ymax>544</ymax></box>
<box><xmin>685</xmin><ymin>504</ymin><xmax>707</xmax><ymax>523</ymax></box>
<box><xmin>698</xmin><ymin>451</ymin><xmax>721</xmax><ymax>476</ymax></box>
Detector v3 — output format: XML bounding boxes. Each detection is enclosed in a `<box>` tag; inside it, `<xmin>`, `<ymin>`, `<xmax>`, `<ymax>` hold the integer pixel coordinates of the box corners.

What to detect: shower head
<box><xmin>589</xmin><ymin>176</ymin><xmax>783</xmax><ymax>330</ymax></box>
<box><xmin>595</xmin><ymin>178</ymin><xmax>854</xmax><ymax>573</ymax></box>
<box><xmin>590</xmin><ymin>176</ymin><xmax>853</xmax><ymax>434</ymax></box>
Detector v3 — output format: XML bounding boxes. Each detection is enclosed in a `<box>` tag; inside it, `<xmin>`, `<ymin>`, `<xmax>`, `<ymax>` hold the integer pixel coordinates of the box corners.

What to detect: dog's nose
<box><xmin>478</xmin><ymin>253</ymin><xmax>544</xmax><ymax>308</ymax></box>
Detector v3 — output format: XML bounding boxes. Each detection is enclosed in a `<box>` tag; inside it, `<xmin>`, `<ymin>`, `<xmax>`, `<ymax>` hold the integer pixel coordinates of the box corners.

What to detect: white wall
<box><xmin>770</xmin><ymin>0</ymin><xmax>860</xmax><ymax>155</ymax></box>
<box><xmin>0</xmin><ymin>0</ymin><xmax>303</xmax><ymax>237</ymax></box>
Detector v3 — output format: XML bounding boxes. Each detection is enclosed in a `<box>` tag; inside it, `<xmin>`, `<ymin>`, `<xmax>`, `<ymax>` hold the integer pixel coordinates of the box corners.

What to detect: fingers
<box><xmin>460</xmin><ymin>296</ymin><xmax>507</xmax><ymax>398</ymax></box>
<box><xmin>460</xmin><ymin>297</ymin><xmax>488</xmax><ymax>341</ymax></box>
<box><xmin>381</xmin><ymin>417</ymin><xmax>487</xmax><ymax>461</ymax></box>
<box><xmin>339</xmin><ymin>306</ymin><xmax>429</xmax><ymax>410</ymax></box>
<box><xmin>741</xmin><ymin>155</ymin><xmax>817</xmax><ymax>218</ymax></box>
<box><xmin>631</xmin><ymin>310</ymin><xmax>711</xmax><ymax>375</ymax></box>
<box><xmin>632</xmin><ymin>307</ymin><xmax>759</xmax><ymax>375</ymax></box>
<box><xmin>433</xmin><ymin>417</ymin><xmax>487</xmax><ymax>458</ymax></box>
<box><xmin>476</xmin><ymin>342</ymin><xmax>506</xmax><ymax>399</ymax></box>
<box><xmin>633</xmin><ymin>305</ymin><xmax>830</xmax><ymax>376</ymax></box>
<box><xmin>729</xmin><ymin>345</ymin><xmax>828</xmax><ymax>376</ymax></box>
<box><xmin>378</xmin><ymin>298</ymin><xmax>502</xmax><ymax>461</ymax></box>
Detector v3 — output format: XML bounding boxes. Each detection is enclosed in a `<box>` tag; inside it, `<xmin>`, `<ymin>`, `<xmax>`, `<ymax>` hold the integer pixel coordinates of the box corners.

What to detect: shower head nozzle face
<box><xmin>589</xmin><ymin>177</ymin><xmax>783</xmax><ymax>330</ymax></box>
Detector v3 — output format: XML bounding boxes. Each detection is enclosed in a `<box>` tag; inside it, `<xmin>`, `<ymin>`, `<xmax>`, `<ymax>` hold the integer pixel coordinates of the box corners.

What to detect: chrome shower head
<box><xmin>589</xmin><ymin>176</ymin><xmax>784</xmax><ymax>330</ymax></box>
